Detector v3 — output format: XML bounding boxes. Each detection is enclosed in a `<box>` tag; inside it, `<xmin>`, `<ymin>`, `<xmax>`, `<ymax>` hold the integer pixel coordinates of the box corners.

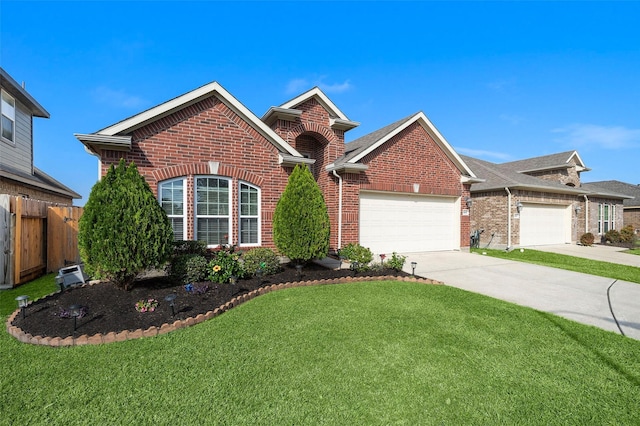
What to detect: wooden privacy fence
<box><xmin>0</xmin><ymin>195</ymin><xmax>83</xmax><ymax>288</ymax></box>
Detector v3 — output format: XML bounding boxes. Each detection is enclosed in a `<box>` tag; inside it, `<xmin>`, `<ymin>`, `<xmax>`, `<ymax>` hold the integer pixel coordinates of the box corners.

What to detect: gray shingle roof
<box><xmin>0</xmin><ymin>164</ymin><xmax>81</xmax><ymax>199</ymax></box>
<box><xmin>335</xmin><ymin>114</ymin><xmax>416</xmax><ymax>165</ymax></box>
<box><xmin>582</xmin><ymin>180</ymin><xmax>640</xmax><ymax>207</ymax></box>
<box><xmin>499</xmin><ymin>151</ymin><xmax>583</xmax><ymax>173</ymax></box>
<box><xmin>461</xmin><ymin>155</ymin><xmax>586</xmax><ymax>194</ymax></box>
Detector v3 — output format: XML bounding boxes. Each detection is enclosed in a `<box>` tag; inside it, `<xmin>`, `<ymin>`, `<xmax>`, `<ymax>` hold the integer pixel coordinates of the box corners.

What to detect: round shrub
<box><xmin>620</xmin><ymin>225</ymin><xmax>635</xmax><ymax>243</ymax></box>
<box><xmin>579</xmin><ymin>232</ymin><xmax>595</xmax><ymax>246</ymax></box>
<box><xmin>604</xmin><ymin>229</ymin><xmax>621</xmax><ymax>244</ymax></box>
<box><xmin>242</xmin><ymin>247</ymin><xmax>281</xmax><ymax>277</ymax></box>
<box><xmin>339</xmin><ymin>243</ymin><xmax>373</xmax><ymax>269</ymax></box>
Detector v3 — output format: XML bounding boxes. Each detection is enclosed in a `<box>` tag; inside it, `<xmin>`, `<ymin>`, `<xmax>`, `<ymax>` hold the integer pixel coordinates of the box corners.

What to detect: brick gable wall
<box><xmin>340</xmin><ymin>122</ymin><xmax>470</xmax><ymax>247</ymax></box>
<box><xmin>100</xmin><ymin>96</ymin><xmax>290</xmax><ymax>248</ymax></box>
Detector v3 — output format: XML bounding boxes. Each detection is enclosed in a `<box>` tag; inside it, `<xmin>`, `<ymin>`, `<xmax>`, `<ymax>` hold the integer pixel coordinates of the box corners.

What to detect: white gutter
<box><xmin>505</xmin><ymin>187</ymin><xmax>512</xmax><ymax>250</ymax></box>
<box><xmin>583</xmin><ymin>195</ymin><xmax>589</xmax><ymax>234</ymax></box>
<box><xmin>332</xmin><ymin>170</ymin><xmax>343</xmax><ymax>249</ymax></box>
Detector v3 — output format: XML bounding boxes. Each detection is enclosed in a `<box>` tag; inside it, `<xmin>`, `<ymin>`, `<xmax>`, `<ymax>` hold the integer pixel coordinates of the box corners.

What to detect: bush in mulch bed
<box><xmin>10</xmin><ymin>262</ymin><xmax>413</xmax><ymax>339</ymax></box>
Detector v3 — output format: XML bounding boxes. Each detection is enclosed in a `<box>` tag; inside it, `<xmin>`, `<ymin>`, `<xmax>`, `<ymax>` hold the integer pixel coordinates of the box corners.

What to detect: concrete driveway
<box><xmin>401</xmin><ymin>247</ymin><xmax>640</xmax><ymax>340</ymax></box>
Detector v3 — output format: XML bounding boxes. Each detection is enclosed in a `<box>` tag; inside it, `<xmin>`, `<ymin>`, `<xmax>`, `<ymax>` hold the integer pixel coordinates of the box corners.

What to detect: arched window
<box><xmin>195</xmin><ymin>176</ymin><xmax>231</xmax><ymax>246</ymax></box>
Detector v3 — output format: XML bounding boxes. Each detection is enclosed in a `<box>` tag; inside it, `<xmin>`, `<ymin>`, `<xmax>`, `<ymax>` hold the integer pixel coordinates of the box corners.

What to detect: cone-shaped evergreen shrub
<box><xmin>273</xmin><ymin>164</ymin><xmax>330</xmax><ymax>264</ymax></box>
<box><xmin>78</xmin><ymin>159</ymin><xmax>174</xmax><ymax>290</ymax></box>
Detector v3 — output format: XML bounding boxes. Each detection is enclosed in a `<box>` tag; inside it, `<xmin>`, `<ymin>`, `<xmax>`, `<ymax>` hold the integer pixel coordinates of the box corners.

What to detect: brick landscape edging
<box><xmin>6</xmin><ymin>276</ymin><xmax>443</xmax><ymax>347</ymax></box>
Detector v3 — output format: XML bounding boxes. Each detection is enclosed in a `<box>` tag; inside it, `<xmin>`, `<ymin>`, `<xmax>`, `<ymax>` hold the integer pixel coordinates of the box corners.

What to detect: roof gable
<box><xmin>90</xmin><ymin>82</ymin><xmax>300</xmax><ymax>157</ymax></box>
<box><xmin>500</xmin><ymin>150</ymin><xmax>589</xmax><ymax>173</ymax></box>
<box><xmin>278</xmin><ymin>87</ymin><xmax>351</xmax><ymax>121</ymax></box>
<box><xmin>463</xmin><ymin>155</ymin><xmax>587</xmax><ymax>195</ymax></box>
<box><xmin>334</xmin><ymin>112</ymin><xmax>476</xmax><ymax>178</ymax></box>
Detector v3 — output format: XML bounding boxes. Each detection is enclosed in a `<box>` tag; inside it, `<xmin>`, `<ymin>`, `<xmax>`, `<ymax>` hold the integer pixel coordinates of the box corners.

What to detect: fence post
<box><xmin>13</xmin><ymin>196</ymin><xmax>22</xmax><ymax>287</ymax></box>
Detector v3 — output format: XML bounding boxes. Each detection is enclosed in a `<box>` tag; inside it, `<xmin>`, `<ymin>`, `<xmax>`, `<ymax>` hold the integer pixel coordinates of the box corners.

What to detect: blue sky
<box><xmin>2</xmin><ymin>1</ymin><xmax>639</xmax><ymax>205</ymax></box>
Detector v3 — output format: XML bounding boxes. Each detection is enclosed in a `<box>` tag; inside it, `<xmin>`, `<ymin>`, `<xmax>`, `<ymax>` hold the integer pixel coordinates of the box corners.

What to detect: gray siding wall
<box><xmin>0</xmin><ymin>97</ymin><xmax>33</xmax><ymax>175</ymax></box>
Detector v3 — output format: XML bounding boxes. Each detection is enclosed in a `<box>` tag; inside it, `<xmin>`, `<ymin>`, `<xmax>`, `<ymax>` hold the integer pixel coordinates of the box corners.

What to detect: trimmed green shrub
<box><xmin>273</xmin><ymin>164</ymin><xmax>330</xmax><ymax>264</ymax></box>
<box><xmin>387</xmin><ymin>252</ymin><xmax>407</xmax><ymax>271</ymax></box>
<box><xmin>172</xmin><ymin>240</ymin><xmax>208</xmax><ymax>257</ymax></box>
<box><xmin>620</xmin><ymin>225</ymin><xmax>635</xmax><ymax>243</ymax></box>
<box><xmin>78</xmin><ymin>159</ymin><xmax>174</xmax><ymax>290</ymax></box>
<box><xmin>242</xmin><ymin>247</ymin><xmax>281</xmax><ymax>277</ymax></box>
<box><xmin>339</xmin><ymin>243</ymin><xmax>373</xmax><ymax>267</ymax></box>
<box><xmin>580</xmin><ymin>232</ymin><xmax>595</xmax><ymax>246</ymax></box>
<box><xmin>604</xmin><ymin>229</ymin><xmax>621</xmax><ymax>244</ymax></box>
<box><xmin>208</xmin><ymin>247</ymin><xmax>244</xmax><ymax>284</ymax></box>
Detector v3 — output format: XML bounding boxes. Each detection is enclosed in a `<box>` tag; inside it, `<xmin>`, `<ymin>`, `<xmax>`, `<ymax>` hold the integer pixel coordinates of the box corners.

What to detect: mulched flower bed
<box><xmin>10</xmin><ymin>262</ymin><xmax>412</xmax><ymax>340</ymax></box>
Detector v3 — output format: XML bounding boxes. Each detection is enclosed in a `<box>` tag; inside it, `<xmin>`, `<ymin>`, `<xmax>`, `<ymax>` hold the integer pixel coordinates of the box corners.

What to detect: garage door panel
<box><xmin>359</xmin><ymin>192</ymin><xmax>459</xmax><ymax>254</ymax></box>
<box><xmin>520</xmin><ymin>204</ymin><xmax>571</xmax><ymax>246</ymax></box>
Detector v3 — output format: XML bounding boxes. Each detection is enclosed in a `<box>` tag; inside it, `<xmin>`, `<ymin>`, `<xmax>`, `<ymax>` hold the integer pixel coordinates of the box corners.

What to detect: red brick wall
<box><xmin>270</xmin><ymin>98</ymin><xmax>346</xmax><ymax>250</ymax></box>
<box><xmin>100</xmin><ymin>96</ymin><xmax>290</xmax><ymax>248</ymax></box>
<box><xmin>341</xmin><ymin>122</ymin><xmax>468</xmax><ymax>247</ymax></box>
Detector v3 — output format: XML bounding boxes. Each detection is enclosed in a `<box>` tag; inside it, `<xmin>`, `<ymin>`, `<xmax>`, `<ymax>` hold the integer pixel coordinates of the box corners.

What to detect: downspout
<box><xmin>583</xmin><ymin>195</ymin><xmax>589</xmax><ymax>234</ymax></box>
<box><xmin>505</xmin><ymin>187</ymin><xmax>512</xmax><ymax>250</ymax></box>
<box><xmin>332</xmin><ymin>170</ymin><xmax>343</xmax><ymax>250</ymax></box>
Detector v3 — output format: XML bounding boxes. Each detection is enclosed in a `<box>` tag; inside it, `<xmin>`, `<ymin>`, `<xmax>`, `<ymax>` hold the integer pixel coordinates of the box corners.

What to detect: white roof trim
<box><xmin>348</xmin><ymin>112</ymin><xmax>477</xmax><ymax>178</ymax></box>
<box><xmin>567</xmin><ymin>150</ymin><xmax>587</xmax><ymax>169</ymax></box>
<box><xmin>95</xmin><ymin>81</ymin><xmax>300</xmax><ymax>157</ymax></box>
<box><xmin>279</xmin><ymin>87</ymin><xmax>351</xmax><ymax>121</ymax></box>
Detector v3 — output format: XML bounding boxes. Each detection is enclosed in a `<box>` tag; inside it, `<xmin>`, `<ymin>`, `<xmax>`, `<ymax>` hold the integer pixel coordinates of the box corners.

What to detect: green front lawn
<box><xmin>473</xmin><ymin>248</ymin><xmax>640</xmax><ymax>284</ymax></box>
<box><xmin>2</xmin><ymin>279</ymin><xmax>639</xmax><ymax>424</ymax></box>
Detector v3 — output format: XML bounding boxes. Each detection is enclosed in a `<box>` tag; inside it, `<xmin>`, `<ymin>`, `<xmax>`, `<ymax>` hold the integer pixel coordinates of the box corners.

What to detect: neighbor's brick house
<box><xmin>463</xmin><ymin>152</ymin><xmax>630</xmax><ymax>248</ymax></box>
<box><xmin>76</xmin><ymin>82</ymin><xmax>478</xmax><ymax>255</ymax></box>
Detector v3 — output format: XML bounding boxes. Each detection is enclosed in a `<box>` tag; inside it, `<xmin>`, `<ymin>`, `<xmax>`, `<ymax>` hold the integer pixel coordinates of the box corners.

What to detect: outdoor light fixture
<box><xmin>69</xmin><ymin>304</ymin><xmax>81</xmax><ymax>332</ymax></box>
<box><xmin>295</xmin><ymin>264</ymin><xmax>303</xmax><ymax>278</ymax></box>
<box><xmin>465</xmin><ymin>197</ymin><xmax>473</xmax><ymax>208</ymax></box>
<box><xmin>575</xmin><ymin>205</ymin><xmax>582</xmax><ymax>214</ymax></box>
<box><xmin>15</xmin><ymin>295</ymin><xmax>29</xmax><ymax>319</ymax></box>
<box><xmin>516</xmin><ymin>202</ymin><xmax>524</xmax><ymax>213</ymax></box>
<box><xmin>411</xmin><ymin>262</ymin><xmax>417</xmax><ymax>276</ymax></box>
<box><xmin>165</xmin><ymin>293</ymin><xmax>177</xmax><ymax>316</ymax></box>
<box><xmin>350</xmin><ymin>261</ymin><xmax>360</xmax><ymax>276</ymax></box>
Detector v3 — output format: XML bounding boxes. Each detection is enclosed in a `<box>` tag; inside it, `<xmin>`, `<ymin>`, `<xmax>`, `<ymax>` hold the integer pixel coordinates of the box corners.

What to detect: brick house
<box><xmin>76</xmin><ymin>82</ymin><xmax>478</xmax><ymax>255</ymax></box>
<box><xmin>583</xmin><ymin>180</ymin><xmax>640</xmax><ymax>234</ymax></box>
<box><xmin>1</xmin><ymin>68</ymin><xmax>80</xmax><ymax>203</ymax></box>
<box><xmin>463</xmin><ymin>151</ymin><xmax>630</xmax><ymax>249</ymax></box>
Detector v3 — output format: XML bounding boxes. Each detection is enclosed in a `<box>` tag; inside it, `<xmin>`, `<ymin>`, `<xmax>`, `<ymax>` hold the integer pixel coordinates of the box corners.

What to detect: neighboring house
<box><xmin>463</xmin><ymin>151</ymin><xmax>630</xmax><ymax>249</ymax></box>
<box><xmin>582</xmin><ymin>180</ymin><xmax>640</xmax><ymax>233</ymax></box>
<box><xmin>0</xmin><ymin>68</ymin><xmax>80</xmax><ymax>204</ymax></box>
<box><xmin>76</xmin><ymin>82</ymin><xmax>479</xmax><ymax>255</ymax></box>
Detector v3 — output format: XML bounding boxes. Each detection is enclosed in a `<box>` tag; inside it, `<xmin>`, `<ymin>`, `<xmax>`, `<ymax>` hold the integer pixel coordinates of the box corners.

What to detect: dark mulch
<box><xmin>12</xmin><ymin>262</ymin><xmax>410</xmax><ymax>339</ymax></box>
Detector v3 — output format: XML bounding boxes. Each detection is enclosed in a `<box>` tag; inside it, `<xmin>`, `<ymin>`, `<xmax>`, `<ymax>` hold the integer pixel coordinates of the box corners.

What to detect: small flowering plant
<box><xmin>135</xmin><ymin>298</ymin><xmax>158</xmax><ymax>313</ymax></box>
<box><xmin>207</xmin><ymin>246</ymin><xmax>244</xmax><ymax>284</ymax></box>
<box><xmin>184</xmin><ymin>283</ymin><xmax>209</xmax><ymax>295</ymax></box>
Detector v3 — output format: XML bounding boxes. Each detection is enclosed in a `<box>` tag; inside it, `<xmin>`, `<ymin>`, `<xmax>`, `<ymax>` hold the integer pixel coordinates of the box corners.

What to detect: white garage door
<box><xmin>519</xmin><ymin>203</ymin><xmax>571</xmax><ymax>246</ymax></box>
<box><xmin>359</xmin><ymin>192</ymin><xmax>460</xmax><ymax>255</ymax></box>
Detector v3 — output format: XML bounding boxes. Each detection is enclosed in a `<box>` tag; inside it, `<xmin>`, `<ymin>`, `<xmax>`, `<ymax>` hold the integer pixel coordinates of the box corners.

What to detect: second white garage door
<box><xmin>519</xmin><ymin>203</ymin><xmax>571</xmax><ymax>246</ymax></box>
<box><xmin>359</xmin><ymin>192</ymin><xmax>460</xmax><ymax>255</ymax></box>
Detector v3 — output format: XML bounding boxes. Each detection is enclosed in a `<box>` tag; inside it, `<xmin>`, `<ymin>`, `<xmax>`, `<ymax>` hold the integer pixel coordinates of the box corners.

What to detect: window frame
<box><xmin>238</xmin><ymin>181</ymin><xmax>261</xmax><ymax>247</ymax></box>
<box><xmin>194</xmin><ymin>175</ymin><xmax>232</xmax><ymax>247</ymax></box>
<box><xmin>598</xmin><ymin>203</ymin><xmax>616</xmax><ymax>235</ymax></box>
<box><xmin>1</xmin><ymin>89</ymin><xmax>16</xmax><ymax>144</ymax></box>
<box><xmin>159</xmin><ymin>177</ymin><xmax>187</xmax><ymax>241</ymax></box>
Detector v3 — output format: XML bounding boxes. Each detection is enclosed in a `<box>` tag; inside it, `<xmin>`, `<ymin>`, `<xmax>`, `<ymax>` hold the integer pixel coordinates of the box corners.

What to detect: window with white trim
<box><xmin>159</xmin><ymin>178</ymin><xmax>186</xmax><ymax>240</ymax></box>
<box><xmin>195</xmin><ymin>176</ymin><xmax>230</xmax><ymax>246</ymax></box>
<box><xmin>1</xmin><ymin>90</ymin><xmax>16</xmax><ymax>143</ymax></box>
<box><xmin>239</xmin><ymin>182</ymin><xmax>260</xmax><ymax>245</ymax></box>
<box><xmin>598</xmin><ymin>203</ymin><xmax>615</xmax><ymax>234</ymax></box>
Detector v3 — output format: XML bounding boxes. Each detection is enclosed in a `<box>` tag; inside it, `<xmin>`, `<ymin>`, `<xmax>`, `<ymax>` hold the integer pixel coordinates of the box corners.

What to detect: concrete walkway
<box><xmin>400</xmin><ymin>249</ymin><xmax>640</xmax><ymax>340</ymax></box>
<box><xmin>533</xmin><ymin>243</ymin><xmax>640</xmax><ymax>267</ymax></box>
